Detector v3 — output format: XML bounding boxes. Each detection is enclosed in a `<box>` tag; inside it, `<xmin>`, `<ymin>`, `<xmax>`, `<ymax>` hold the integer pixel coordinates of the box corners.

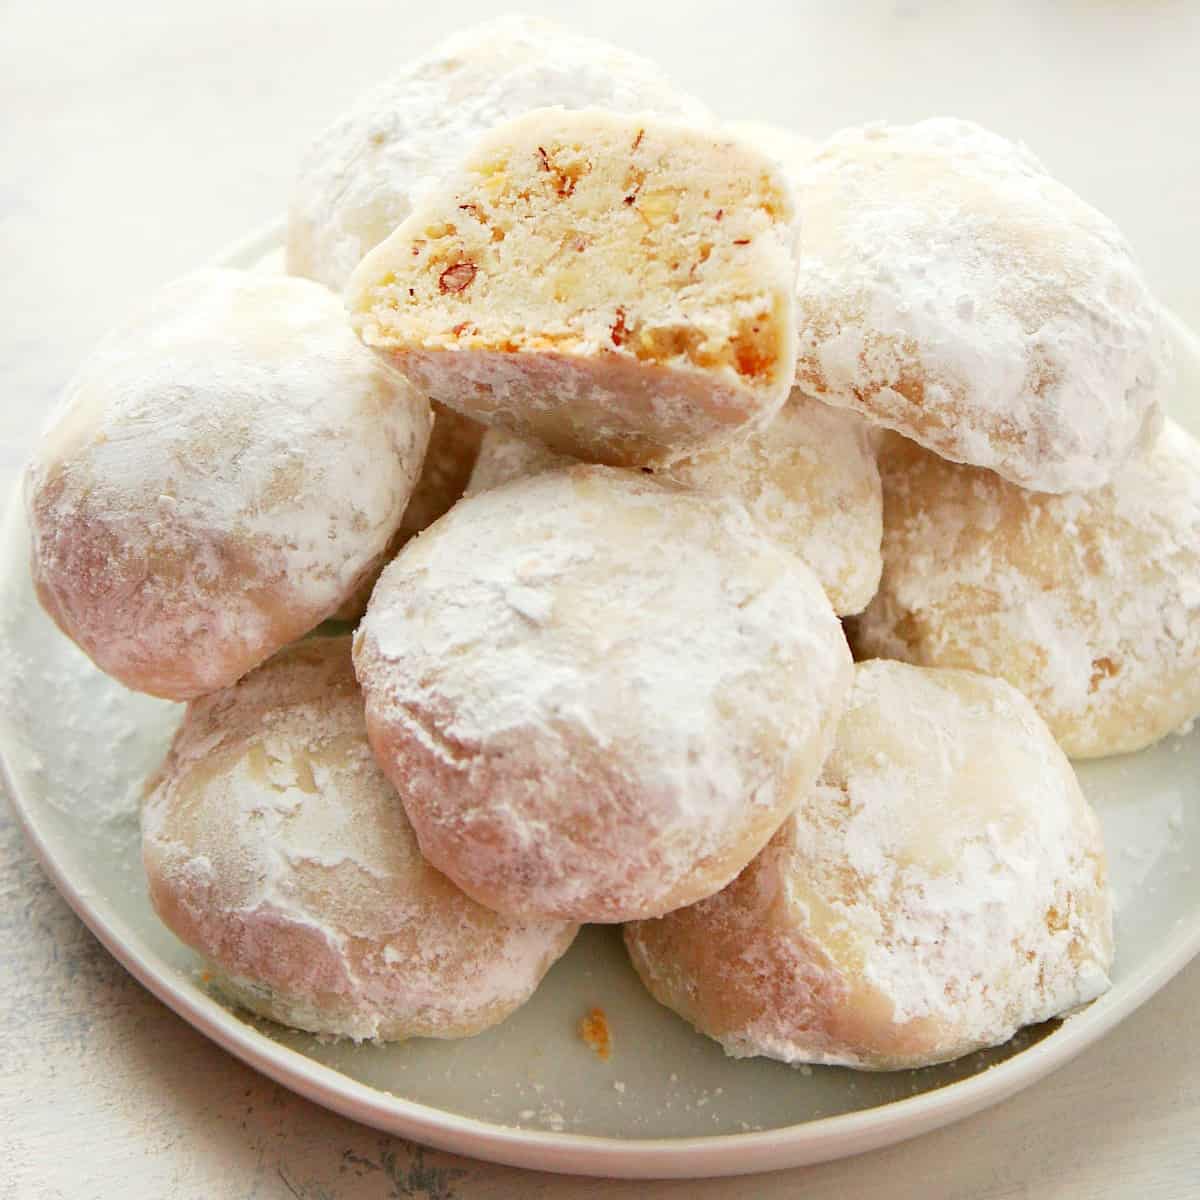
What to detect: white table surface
<box><xmin>2</xmin><ymin>2</ymin><xmax>1199</xmax><ymax>1196</ymax></box>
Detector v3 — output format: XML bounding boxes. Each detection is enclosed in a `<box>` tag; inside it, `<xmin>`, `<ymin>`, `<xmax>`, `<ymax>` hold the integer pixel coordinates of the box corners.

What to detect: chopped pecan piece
<box><xmin>438</xmin><ymin>262</ymin><xmax>478</xmax><ymax>293</ymax></box>
<box><xmin>610</xmin><ymin>307</ymin><xmax>628</xmax><ymax>347</ymax></box>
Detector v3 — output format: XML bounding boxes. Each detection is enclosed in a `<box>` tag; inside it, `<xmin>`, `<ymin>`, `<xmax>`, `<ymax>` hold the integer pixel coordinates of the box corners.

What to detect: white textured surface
<box><xmin>855</xmin><ymin>419</ymin><xmax>1200</xmax><ymax>758</ymax></box>
<box><xmin>628</xmin><ymin>663</ymin><xmax>1113</xmax><ymax>1069</ymax></box>
<box><xmin>2</xmin><ymin>1</ymin><xmax>1199</xmax><ymax>1197</ymax></box>
<box><xmin>355</xmin><ymin>467</ymin><xmax>850</xmax><ymax>922</ymax></box>
<box><xmin>24</xmin><ymin>269</ymin><xmax>431</xmax><ymax>700</ymax></box>
<box><xmin>143</xmin><ymin>637</ymin><xmax>577</xmax><ymax>1042</ymax></box>
<box><xmin>791</xmin><ymin>119</ymin><xmax>1167</xmax><ymax>492</ymax></box>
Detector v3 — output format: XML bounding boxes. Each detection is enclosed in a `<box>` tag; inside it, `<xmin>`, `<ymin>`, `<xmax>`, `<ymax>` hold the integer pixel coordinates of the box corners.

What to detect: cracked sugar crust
<box><xmin>346</xmin><ymin>107</ymin><xmax>799</xmax><ymax>468</ymax></box>
<box><xmin>467</xmin><ymin>390</ymin><xmax>882</xmax><ymax>616</ymax></box>
<box><xmin>353</xmin><ymin>466</ymin><xmax>852</xmax><ymax>923</ymax></box>
<box><xmin>625</xmin><ymin>660</ymin><xmax>1113</xmax><ymax>1071</ymax></box>
<box><xmin>791</xmin><ymin>119</ymin><xmax>1168</xmax><ymax>493</ymax></box>
<box><xmin>142</xmin><ymin>637</ymin><xmax>577</xmax><ymax>1042</ymax></box>
<box><xmin>287</xmin><ymin>15</ymin><xmax>710</xmax><ymax>292</ymax></box>
<box><xmin>851</xmin><ymin>421</ymin><xmax>1200</xmax><ymax>758</ymax></box>
<box><xmin>332</xmin><ymin>403</ymin><xmax>484</xmax><ymax>622</ymax></box>
<box><xmin>24</xmin><ymin>268</ymin><xmax>432</xmax><ymax>700</ymax></box>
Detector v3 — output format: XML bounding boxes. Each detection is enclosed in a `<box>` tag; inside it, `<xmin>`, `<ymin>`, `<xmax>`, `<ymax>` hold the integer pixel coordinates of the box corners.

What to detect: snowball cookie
<box><xmin>288</xmin><ymin>15</ymin><xmax>709</xmax><ymax>292</ymax></box>
<box><xmin>468</xmin><ymin>392</ymin><xmax>883</xmax><ymax>615</ymax></box>
<box><xmin>852</xmin><ymin>422</ymin><xmax>1200</xmax><ymax>757</ymax></box>
<box><xmin>25</xmin><ymin>269</ymin><xmax>432</xmax><ymax>701</ymax></box>
<box><xmin>347</xmin><ymin>108</ymin><xmax>799</xmax><ymax>468</ymax></box>
<box><xmin>354</xmin><ymin>466</ymin><xmax>853</xmax><ymax>922</ymax></box>
<box><xmin>332</xmin><ymin>403</ymin><xmax>484</xmax><ymax>622</ymax></box>
<box><xmin>625</xmin><ymin>660</ymin><xmax>1113</xmax><ymax>1070</ymax></box>
<box><xmin>791</xmin><ymin>119</ymin><xmax>1167</xmax><ymax>493</ymax></box>
<box><xmin>142</xmin><ymin>636</ymin><xmax>577</xmax><ymax>1041</ymax></box>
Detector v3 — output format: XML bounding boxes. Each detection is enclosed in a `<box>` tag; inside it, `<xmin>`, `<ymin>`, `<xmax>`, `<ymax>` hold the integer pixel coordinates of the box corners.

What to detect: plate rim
<box><xmin>3</xmin><ymin>218</ymin><xmax>1199</xmax><ymax>1179</ymax></box>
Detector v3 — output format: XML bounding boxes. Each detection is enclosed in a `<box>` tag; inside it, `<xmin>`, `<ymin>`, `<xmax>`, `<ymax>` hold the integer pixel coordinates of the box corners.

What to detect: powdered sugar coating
<box><xmin>142</xmin><ymin>637</ymin><xmax>577</xmax><ymax>1042</ymax></box>
<box><xmin>287</xmin><ymin>15</ymin><xmax>710</xmax><ymax>292</ymax></box>
<box><xmin>792</xmin><ymin>119</ymin><xmax>1168</xmax><ymax>493</ymax></box>
<box><xmin>852</xmin><ymin>421</ymin><xmax>1200</xmax><ymax>758</ymax></box>
<box><xmin>625</xmin><ymin>661</ymin><xmax>1113</xmax><ymax>1070</ymax></box>
<box><xmin>464</xmin><ymin>424</ymin><xmax>571</xmax><ymax>496</ymax></box>
<box><xmin>467</xmin><ymin>390</ymin><xmax>882</xmax><ymax>615</ymax></box>
<box><xmin>332</xmin><ymin>403</ymin><xmax>484</xmax><ymax>622</ymax></box>
<box><xmin>247</xmin><ymin>243</ymin><xmax>481</xmax><ymax>626</ymax></box>
<box><xmin>394</xmin><ymin>404</ymin><xmax>484</xmax><ymax>541</ymax></box>
<box><xmin>24</xmin><ymin>268</ymin><xmax>432</xmax><ymax>700</ymax></box>
<box><xmin>354</xmin><ymin>466</ymin><xmax>852</xmax><ymax>923</ymax></box>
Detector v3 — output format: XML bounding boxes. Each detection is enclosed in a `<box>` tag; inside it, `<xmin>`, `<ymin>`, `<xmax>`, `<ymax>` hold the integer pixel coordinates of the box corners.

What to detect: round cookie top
<box><xmin>142</xmin><ymin>637</ymin><xmax>577</xmax><ymax>1042</ymax></box>
<box><xmin>625</xmin><ymin>660</ymin><xmax>1113</xmax><ymax>1070</ymax></box>
<box><xmin>354</xmin><ymin>465</ymin><xmax>852</xmax><ymax>923</ymax></box>
<box><xmin>288</xmin><ymin>15</ymin><xmax>710</xmax><ymax>291</ymax></box>
<box><xmin>25</xmin><ymin>268</ymin><xmax>431</xmax><ymax>699</ymax></box>
<box><xmin>792</xmin><ymin>118</ymin><xmax>1168</xmax><ymax>492</ymax></box>
<box><xmin>853</xmin><ymin>421</ymin><xmax>1200</xmax><ymax>757</ymax></box>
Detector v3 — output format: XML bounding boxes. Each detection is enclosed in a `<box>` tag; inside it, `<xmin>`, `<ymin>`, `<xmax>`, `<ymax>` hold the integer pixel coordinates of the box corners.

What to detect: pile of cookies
<box><xmin>24</xmin><ymin>17</ymin><xmax>1199</xmax><ymax>1071</ymax></box>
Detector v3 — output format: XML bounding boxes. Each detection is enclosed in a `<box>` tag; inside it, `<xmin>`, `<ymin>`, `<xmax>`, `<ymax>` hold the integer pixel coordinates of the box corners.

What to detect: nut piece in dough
<box><xmin>347</xmin><ymin>108</ymin><xmax>799</xmax><ymax>467</ymax></box>
<box><xmin>142</xmin><ymin>637</ymin><xmax>577</xmax><ymax>1041</ymax></box>
<box><xmin>354</xmin><ymin>466</ymin><xmax>852</xmax><ymax>923</ymax></box>
<box><xmin>24</xmin><ymin>269</ymin><xmax>432</xmax><ymax>700</ymax></box>
<box><xmin>852</xmin><ymin>421</ymin><xmax>1200</xmax><ymax>758</ymax></box>
<box><xmin>625</xmin><ymin>660</ymin><xmax>1113</xmax><ymax>1070</ymax></box>
<box><xmin>467</xmin><ymin>391</ymin><xmax>883</xmax><ymax>616</ymax></box>
<box><xmin>792</xmin><ymin>119</ymin><xmax>1167</xmax><ymax>492</ymax></box>
<box><xmin>288</xmin><ymin>15</ymin><xmax>710</xmax><ymax>292</ymax></box>
<box><xmin>332</xmin><ymin>403</ymin><xmax>484</xmax><ymax>622</ymax></box>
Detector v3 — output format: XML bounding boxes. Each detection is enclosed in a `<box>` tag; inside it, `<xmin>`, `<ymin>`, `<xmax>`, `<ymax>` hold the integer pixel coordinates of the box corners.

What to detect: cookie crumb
<box><xmin>578</xmin><ymin>1007</ymin><xmax>612</xmax><ymax>1059</ymax></box>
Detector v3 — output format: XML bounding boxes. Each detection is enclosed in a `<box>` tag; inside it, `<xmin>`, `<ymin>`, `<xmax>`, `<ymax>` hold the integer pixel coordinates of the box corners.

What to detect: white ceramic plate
<box><xmin>2</xmin><ymin>220</ymin><xmax>1199</xmax><ymax>1179</ymax></box>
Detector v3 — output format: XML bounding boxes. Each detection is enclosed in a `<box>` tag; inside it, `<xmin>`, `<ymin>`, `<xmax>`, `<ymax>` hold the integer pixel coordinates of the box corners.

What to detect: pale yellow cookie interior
<box><xmin>348</xmin><ymin>107</ymin><xmax>798</xmax><ymax>466</ymax></box>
